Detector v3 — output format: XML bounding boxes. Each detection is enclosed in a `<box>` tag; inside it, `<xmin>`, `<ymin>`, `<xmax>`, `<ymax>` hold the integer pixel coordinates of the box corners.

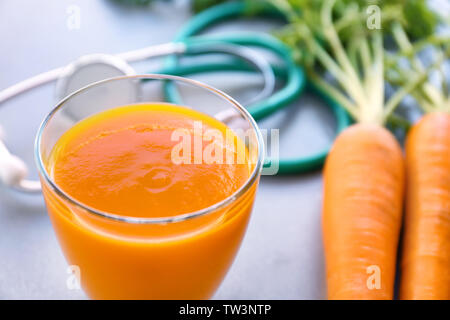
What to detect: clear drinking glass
<box><xmin>35</xmin><ymin>75</ymin><xmax>264</xmax><ymax>299</ymax></box>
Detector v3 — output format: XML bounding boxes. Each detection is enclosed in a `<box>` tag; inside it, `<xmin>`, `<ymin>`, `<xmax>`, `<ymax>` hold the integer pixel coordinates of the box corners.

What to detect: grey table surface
<box><xmin>0</xmin><ymin>0</ymin><xmax>338</xmax><ymax>299</ymax></box>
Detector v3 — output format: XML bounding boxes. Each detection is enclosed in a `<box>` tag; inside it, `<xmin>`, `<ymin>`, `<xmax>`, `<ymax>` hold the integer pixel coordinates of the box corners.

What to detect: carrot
<box><xmin>385</xmin><ymin>22</ymin><xmax>450</xmax><ymax>299</ymax></box>
<box><xmin>323</xmin><ymin>124</ymin><xmax>404</xmax><ymax>299</ymax></box>
<box><xmin>399</xmin><ymin>112</ymin><xmax>450</xmax><ymax>299</ymax></box>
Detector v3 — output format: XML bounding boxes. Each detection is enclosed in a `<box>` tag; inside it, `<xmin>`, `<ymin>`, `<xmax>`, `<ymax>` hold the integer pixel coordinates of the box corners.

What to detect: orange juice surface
<box><xmin>42</xmin><ymin>103</ymin><xmax>258</xmax><ymax>299</ymax></box>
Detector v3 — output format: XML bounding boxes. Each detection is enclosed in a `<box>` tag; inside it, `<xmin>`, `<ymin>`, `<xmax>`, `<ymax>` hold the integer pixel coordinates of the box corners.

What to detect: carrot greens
<box><xmin>271</xmin><ymin>0</ymin><xmax>446</xmax><ymax>125</ymax></box>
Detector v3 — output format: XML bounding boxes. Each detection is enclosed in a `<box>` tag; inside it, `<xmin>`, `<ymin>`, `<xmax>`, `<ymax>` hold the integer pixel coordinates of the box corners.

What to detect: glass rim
<box><xmin>35</xmin><ymin>74</ymin><xmax>264</xmax><ymax>224</ymax></box>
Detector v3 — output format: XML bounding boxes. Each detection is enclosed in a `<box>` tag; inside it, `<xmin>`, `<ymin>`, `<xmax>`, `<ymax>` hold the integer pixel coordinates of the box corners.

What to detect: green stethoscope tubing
<box><xmin>156</xmin><ymin>60</ymin><xmax>349</xmax><ymax>174</ymax></box>
<box><xmin>174</xmin><ymin>33</ymin><xmax>306</xmax><ymax>121</ymax></box>
<box><xmin>161</xmin><ymin>1</ymin><xmax>351</xmax><ymax>174</ymax></box>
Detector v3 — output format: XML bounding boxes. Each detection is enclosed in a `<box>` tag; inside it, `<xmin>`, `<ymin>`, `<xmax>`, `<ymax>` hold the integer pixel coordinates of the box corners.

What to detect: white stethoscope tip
<box><xmin>0</xmin><ymin>138</ymin><xmax>41</xmax><ymax>193</ymax></box>
<box><xmin>0</xmin><ymin>150</ymin><xmax>28</xmax><ymax>189</ymax></box>
<box><xmin>0</xmin><ymin>132</ymin><xmax>41</xmax><ymax>193</ymax></box>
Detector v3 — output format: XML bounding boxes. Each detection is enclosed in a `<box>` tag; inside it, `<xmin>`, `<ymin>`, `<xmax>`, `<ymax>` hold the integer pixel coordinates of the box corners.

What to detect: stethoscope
<box><xmin>0</xmin><ymin>1</ymin><xmax>350</xmax><ymax>194</ymax></box>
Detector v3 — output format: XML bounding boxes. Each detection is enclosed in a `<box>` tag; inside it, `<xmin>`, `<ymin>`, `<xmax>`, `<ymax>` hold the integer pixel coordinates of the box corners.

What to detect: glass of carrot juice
<box><xmin>35</xmin><ymin>75</ymin><xmax>264</xmax><ymax>299</ymax></box>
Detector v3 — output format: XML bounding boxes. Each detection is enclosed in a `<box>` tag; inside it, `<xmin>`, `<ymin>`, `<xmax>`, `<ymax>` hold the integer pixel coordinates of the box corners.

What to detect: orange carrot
<box><xmin>323</xmin><ymin>124</ymin><xmax>405</xmax><ymax>299</ymax></box>
<box><xmin>383</xmin><ymin>17</ymin><xmax>450</xmax><ymax>299</ymax></box>
<box><xmin>400</xmin><ymin>112</ymin><xmax>450</xmax><ymax>300</ymax></box>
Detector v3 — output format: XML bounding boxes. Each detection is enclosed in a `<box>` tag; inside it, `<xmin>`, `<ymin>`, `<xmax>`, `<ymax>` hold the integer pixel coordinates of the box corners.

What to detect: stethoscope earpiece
<box><xmin>0</xmin><ymin>137</ymin><xmax>32</xmax><ymax>192</ymax></box>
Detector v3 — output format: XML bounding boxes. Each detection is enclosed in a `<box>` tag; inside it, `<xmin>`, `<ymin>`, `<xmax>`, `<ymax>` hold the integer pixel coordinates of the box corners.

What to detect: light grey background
<box><xmin>0</xmin><ymin>0</ymin><xmax>338</xmax><ymax>299</ymax></box>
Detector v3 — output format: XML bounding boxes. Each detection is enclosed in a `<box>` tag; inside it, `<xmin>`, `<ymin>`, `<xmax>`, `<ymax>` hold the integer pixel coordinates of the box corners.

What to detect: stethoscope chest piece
<box><xmin>55</xmin><ymin>53</ymin><xmax>145</xmax><ymax>124</ymax></box>
<box><xmin>55</xmin><ymin>53</ymin><xmax>138</xmax><ymax>101</ymax></box>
